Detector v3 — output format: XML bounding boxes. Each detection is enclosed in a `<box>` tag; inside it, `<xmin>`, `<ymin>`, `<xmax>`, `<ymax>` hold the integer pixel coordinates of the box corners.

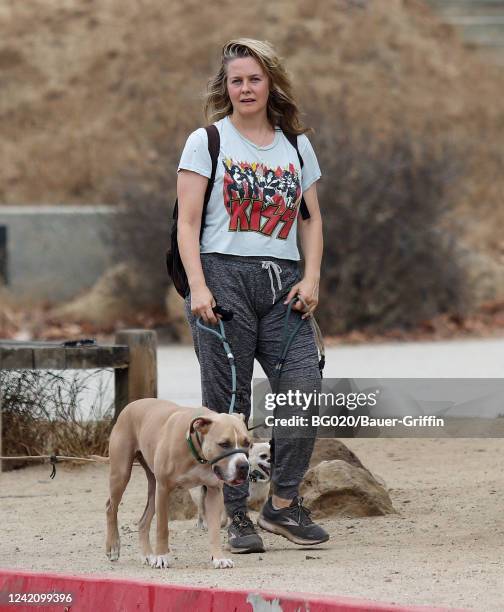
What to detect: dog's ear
<box><xmin>192</xmin><ymin>417</ymin><xmax>214</xmax><ymax>434</ymax></box>
<box><xmin>233</xmin><ymin>413</ymin><xmax>246</xmax><ymax>422</ymax></box>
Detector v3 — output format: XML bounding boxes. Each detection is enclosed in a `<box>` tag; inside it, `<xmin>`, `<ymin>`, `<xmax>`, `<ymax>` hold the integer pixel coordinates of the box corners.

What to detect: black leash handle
<box><xmin>213</xmin><ymin>305</ymin><xmax>233</xmax><ymax>321</ymax></box>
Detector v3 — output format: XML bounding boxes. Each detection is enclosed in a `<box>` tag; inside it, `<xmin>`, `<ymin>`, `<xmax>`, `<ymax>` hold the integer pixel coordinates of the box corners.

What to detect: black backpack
<box><xmin>166</xmin><ymin>125</ymin><xmax>310</xmax><ymax>298</ymax></box>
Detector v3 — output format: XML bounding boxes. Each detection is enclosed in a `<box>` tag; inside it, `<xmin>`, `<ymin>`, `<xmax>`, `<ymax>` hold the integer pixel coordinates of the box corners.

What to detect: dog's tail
<box><xmin>89</xmin><ymin>454</ymin><xmax>110</xmax><ymax>464</ymax></box>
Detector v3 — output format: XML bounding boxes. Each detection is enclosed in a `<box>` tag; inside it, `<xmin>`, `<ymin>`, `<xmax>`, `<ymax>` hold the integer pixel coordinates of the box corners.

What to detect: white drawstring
<box><xmin>261</xmin><ymin>261</ymin><xmax>283</xmax><ymax>304</ymax></box>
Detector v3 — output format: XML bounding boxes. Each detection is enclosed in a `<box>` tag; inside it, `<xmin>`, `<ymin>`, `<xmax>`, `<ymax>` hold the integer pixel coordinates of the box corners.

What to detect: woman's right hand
<box><xmin>190</xmin><ymin>284</ymin><xmax>219</xmax><ymax>325</ymax></box>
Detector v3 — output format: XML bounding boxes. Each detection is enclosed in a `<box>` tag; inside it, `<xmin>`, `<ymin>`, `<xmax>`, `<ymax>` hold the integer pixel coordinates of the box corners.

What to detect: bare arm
<box><xmin>284</xmin><ymin>182</ymin><xmax>323</xmax><ymax>318</ymax></box>
<box><xmin>176</xmin><ymin>169</ymin><xmax>218</xmax><ymax>324</ymax></box>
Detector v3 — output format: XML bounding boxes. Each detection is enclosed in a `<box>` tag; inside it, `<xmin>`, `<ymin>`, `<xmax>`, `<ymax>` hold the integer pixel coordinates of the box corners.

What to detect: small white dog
<box><xmin>190</xmin><ymin>441</ymin><xmax>271</xmax><ymax>529</ymax></box>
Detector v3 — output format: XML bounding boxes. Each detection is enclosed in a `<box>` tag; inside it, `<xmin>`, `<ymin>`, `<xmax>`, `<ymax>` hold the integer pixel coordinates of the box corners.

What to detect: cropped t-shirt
<box><xmin>177</xmin><ymin>115</ymin><xmax>321</xmax><ymax>261</ymax></box>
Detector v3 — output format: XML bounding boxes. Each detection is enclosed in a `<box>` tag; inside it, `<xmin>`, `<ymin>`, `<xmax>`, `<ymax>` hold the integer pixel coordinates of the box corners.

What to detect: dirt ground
<box><xmin>1</xmin><ymin>438</ymin><xmax>503</xmax><ymax>611</ymax></box>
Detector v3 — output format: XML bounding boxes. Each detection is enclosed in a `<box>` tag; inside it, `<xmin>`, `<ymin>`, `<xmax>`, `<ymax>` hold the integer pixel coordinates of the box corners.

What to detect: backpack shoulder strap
<box><xmin>205</xmin><ymin>124</ymin><xmax>220</xmax><ymax>179</ymax></box>
<box><xmin>199</xmin><ymin>125</ymin><xmax>220</xmax><ymax>238</ymax></box>
<box><xmin>283</xmin><ymin>132</ymin><xmax>310</xmax><ymax>221</ymax></box>
<box><xmin>172</xmin><ymin>125</ymin><xmax>220</xmax><ymax>223</ymax></box>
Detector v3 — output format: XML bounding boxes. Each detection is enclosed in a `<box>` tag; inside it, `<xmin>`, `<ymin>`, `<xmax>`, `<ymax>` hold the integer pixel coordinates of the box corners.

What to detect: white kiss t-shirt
<box><xmin>177</xmin><ymin>115</ymin><xmax>321</xmax><ymax>261</ymax></box>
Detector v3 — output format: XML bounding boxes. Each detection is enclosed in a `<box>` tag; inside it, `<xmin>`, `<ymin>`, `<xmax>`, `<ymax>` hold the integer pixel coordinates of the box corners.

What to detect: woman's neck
<box><xmin>229</xmin><ymin>112</ymin><xmax>273</xmax><ymax>134</ymax></box>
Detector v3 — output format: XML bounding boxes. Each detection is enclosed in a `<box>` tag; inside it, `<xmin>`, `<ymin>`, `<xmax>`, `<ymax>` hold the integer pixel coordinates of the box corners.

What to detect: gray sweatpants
<box><xmin>184</xmin><ymin>253</ymin><xmax>321</xmax><ymax>516</ymax></box>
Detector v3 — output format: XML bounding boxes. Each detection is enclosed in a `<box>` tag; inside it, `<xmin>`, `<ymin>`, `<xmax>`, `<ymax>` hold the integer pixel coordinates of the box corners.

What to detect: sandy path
<box><xmin>1</xmin><ymin>438</ymin><xmax>503</xmax><ymax>611</ymax></box>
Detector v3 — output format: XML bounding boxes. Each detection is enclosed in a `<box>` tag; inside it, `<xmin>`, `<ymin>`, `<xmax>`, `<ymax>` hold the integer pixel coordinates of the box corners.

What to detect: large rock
<box><xmin>309</xmin><ymin>438</ymin><xmax>387</xmax><ymax>488</ymax></box>
<box><xmin>50</xmin><ymin>263</ymin><xmax>145</xmax><ymax>326</ymax></box>
<box><xmin>168</xmin><ymin>487</ymin><xmax>197</xmax><ymax>520</ymax></box>
<box><xmin>300</xmin><ymin>459</ymin><xmax>395</xmax><ymax>519</ymax></box>
<box><xmin>309</xmin><ymin>438</ymin><xmax>367</xmax><ymax>471</ymax></box>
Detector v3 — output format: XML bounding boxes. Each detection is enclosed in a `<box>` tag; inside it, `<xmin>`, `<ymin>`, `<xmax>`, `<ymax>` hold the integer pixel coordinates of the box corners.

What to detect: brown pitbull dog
<box><xmin>104</xmin><ymin>398</ymin><xmax>251</xmax><ymax>569</ymax></box>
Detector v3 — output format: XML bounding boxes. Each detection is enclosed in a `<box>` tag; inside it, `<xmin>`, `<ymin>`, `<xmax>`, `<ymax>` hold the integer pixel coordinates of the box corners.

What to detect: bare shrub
<box><xmin>102</xmin><ymin>149</ymin><xmax>178</xmax><ymax>308</ymax></box>
<box><xmin>1</xmin><ymin>370</ymin><xmax>113</xmax><ymax>470</ymax></box>
<box><xmin>311</xmin><ymin>102</ymin><xmax>470</xmax><ymax>334</ymax></box>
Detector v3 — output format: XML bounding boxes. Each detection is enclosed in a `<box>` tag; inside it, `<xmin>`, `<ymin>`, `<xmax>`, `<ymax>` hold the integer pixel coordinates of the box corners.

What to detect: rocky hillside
<box><xmin>1</xmin><ymin>0</ymin><xmax>503</xmax><ymax>259</ymax></box>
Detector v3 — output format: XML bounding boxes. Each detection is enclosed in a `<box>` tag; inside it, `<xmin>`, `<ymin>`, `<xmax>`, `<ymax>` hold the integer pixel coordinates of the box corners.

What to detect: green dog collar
<box><xmin>186</xmin><ymin>429</ymin><xmax>208</xmax><ymax>464</ymax></box>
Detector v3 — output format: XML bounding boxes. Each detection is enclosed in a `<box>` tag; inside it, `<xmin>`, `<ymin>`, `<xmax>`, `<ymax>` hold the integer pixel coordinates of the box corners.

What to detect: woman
<box><xmin>177</xmin><ymin>38</ymin><xmax>328</xmax><ymax>553</ymax></box>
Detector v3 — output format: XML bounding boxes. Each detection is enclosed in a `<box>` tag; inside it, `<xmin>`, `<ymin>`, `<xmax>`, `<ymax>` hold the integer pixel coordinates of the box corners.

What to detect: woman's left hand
<box><xmin>284</xmin><ymin>276</ymin><xmax>319</xmax><ymax>319</ymax></box>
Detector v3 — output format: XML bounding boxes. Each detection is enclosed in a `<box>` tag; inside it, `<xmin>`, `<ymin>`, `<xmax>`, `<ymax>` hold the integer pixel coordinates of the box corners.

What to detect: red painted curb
<box><xmin>0</xmin><ymin>569</ymin><xmax>467</xmax><ymax>612</ymax></box>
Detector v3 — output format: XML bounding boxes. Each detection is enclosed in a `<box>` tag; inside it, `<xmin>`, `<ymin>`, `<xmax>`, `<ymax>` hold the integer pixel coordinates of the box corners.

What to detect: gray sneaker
<box><xmin>258</xmin><ymin>496</ymin><xmax>329</xmax><ymax>546</ymax></box>
<box><xmin>227</xmin><ymin>510</ymin><xmax>265</xmax><ymax>553</ymax></box>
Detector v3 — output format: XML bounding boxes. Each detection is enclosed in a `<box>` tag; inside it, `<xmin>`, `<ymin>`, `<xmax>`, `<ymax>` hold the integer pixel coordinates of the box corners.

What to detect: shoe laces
<box><xmin>232</xmin><ymin>511</ymin><xmax>256</xmax><ymax>535</ymax></box>
<box><xmin>288</xmin><ymin>496</ymin><xmax>313</xmax><ymax>526</ymax></box>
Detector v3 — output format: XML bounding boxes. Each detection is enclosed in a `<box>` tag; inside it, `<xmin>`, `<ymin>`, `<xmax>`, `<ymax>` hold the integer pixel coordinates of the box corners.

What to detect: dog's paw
<box><xmin>195</xmin><ymin>519</ymin><xmax>207</xmax><ymax>531</ymax></box>
<box><xmin>212</xmin><ymin>557</ymin><xmax>234</xmax><ymax>569</ymax></box>
<box><xmin>140</xmin><ymin>553</ymin><xmax>154</xmax><ymax>566</ymax></box>
<box><xmin>150</xmin><ymin>553</ymin><xmax>171</xmax><ymax>569</ymax></box>
<box><xmin>106</xmin><ymin>544</ymin><xmax>120</xmax><ymax>562</ymax></box>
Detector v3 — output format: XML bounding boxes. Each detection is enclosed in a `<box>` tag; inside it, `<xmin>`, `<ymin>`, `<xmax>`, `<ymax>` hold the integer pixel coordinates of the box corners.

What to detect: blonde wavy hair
<box><xmin>204</xmin><ymin>38</ymin><xmax>310</xmax><ymax>136</ymax></box>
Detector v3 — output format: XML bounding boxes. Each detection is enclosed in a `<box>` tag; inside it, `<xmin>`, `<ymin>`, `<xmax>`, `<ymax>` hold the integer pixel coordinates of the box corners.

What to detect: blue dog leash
<box><xmin>196</xmin><ymin>305</ymin><xmax>237</xmax><ymax>414</ymax></box>
<box><xmin>196</xmin><ymin>298</ymin><xmax>325</xmax><ymax>425</ymax></box>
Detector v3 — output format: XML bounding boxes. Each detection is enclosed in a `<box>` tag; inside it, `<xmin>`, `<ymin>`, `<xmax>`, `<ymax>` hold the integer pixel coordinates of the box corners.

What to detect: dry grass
<box><xmin>0</xmin><ymin>369</ymin><xmax>113</xmax><ymax>471</ymax></box>
<box><xmin>1</xmin><ymin>0</ymin><xmax>503</xmax><ymax>255</ymax></box>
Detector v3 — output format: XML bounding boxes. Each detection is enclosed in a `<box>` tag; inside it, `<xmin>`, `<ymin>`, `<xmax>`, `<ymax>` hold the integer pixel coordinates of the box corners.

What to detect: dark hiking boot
<box><xmin>257</xmin><ymin>496</ymin><xmax>329</xmax><ymax>546</ymax></box>
<box><xmin>227</xmin><ymin>510</ymin><xmax>265</xmax><ymax>553</ymax></box>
